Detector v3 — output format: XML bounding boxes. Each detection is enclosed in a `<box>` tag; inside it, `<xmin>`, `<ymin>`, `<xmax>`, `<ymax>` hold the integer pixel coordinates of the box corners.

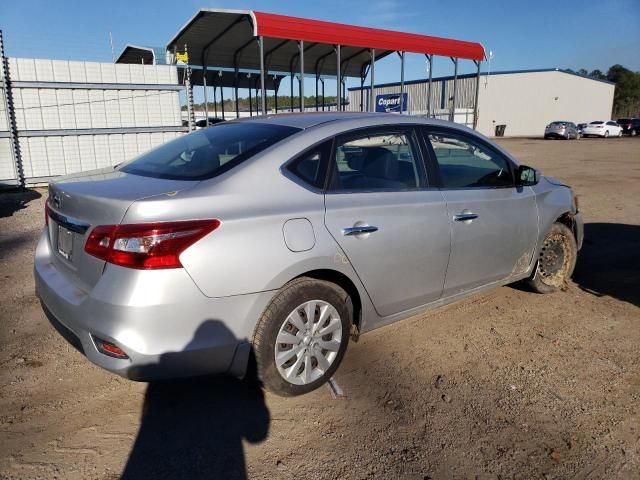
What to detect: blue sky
<box><xmin>2</xmin><ymin>0</ymin><xmax>639</xmax><ymax>95</ymax></box>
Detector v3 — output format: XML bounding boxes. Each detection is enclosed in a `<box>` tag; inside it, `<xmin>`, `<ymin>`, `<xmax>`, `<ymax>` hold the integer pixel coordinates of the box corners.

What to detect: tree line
<box><xmin>566</xmin><ymin>64</ymin><xmax>640</xmax><ymax>118</ymax></box>
<box><xmin>183</xmin><ymin>95</ymin><xmax>339</xmax><ymax>113</ymax></box>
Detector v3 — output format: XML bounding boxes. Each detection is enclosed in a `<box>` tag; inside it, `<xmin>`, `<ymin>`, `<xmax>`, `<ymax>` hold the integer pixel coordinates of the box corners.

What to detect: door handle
<box><xmin>453</xmin><ymin>213</ymin><xmax>479</xmax><ymax>222</ymax></box>
<box><xmin>342</xmin><ymin>225</ymin><xmax>379</xmax><ymax>236</ymax></box>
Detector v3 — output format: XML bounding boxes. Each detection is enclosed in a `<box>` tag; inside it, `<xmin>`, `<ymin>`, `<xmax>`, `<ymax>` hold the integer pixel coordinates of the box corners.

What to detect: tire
<box><xmin>618</xmin><ymin>130</ymin><xmax>623</xmax><ymax>138</ymax></box>
<box><xmin>526</xmin><ymin>222</ymin><xmax>578</xmax><ymax>294</ymax></box>
<box><xmin>604</xmin><ymin>130</ymin><xmax>609</xmax><ymax>138</ymax></box>
<box><xmin>631</xmin><ymin>129</ymin><xmax>637</xmax><ymax>137</ymax></box>
<box><xmin>252</xmin><ymin>277</ymin><xmax>352</xmax><ymax>396</ymax></box>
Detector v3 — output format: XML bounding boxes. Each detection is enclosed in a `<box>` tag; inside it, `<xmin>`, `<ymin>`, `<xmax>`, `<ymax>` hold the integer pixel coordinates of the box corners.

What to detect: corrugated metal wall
<box><xmin>1</xmin><ymin>58</ymin><xmax>186</xmax><ymax>186</ymax></box>
<box><xmin>347</xmin><ymin>76</ymin><xmax>477</xmax><ymax>114</ymax></box>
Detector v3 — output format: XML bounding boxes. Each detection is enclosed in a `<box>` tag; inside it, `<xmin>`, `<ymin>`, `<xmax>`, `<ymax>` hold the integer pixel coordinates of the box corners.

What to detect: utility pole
<box><xmin>109</xmin><ymin>32</ymin><xmax>115</xmax><ymax>63</ymax></box>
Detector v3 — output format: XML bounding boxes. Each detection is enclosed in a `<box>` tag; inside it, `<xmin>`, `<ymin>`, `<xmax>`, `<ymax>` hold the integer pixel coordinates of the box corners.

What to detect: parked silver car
<box><xmin>544</xmin><ymin>121</ymin><xmax>580</xmax><ymax>140</ymax></box>
<box><xmin>35</xmin><ymin>113</ymin><xmax>583</xmax><ymax>396</ymax></box>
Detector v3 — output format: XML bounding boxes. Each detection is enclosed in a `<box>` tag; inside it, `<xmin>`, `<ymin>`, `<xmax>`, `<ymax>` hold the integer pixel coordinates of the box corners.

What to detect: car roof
<box><xmin>233</xmin><ymin>111</ymin><xmax>460</xmax><ymax>130</ymax></box>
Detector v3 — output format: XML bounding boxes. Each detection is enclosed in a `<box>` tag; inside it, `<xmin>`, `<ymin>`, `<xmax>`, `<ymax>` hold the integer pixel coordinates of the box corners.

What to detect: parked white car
<box><xmin>581</xmin><ymin>121</ymin><xmax>623</xmax><ymax>138</ymax></box>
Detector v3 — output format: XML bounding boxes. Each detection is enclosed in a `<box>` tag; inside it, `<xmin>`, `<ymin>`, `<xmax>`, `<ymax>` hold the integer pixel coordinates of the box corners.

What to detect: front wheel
<box><xmin>618</xmin><ymin>130</ymin><xmax>623</xmax><ymax>137</ymax></box>
<box><xmin>526</xmin><ymin>222</ymin><xmax>577</xmax><ymax>294</ymax></box>
<box><xmin>604</xmin><ymin>130</ymin><xmax>610</xmax><ymax>138</ymax></box>
<box><xmin>252</xmin><ymin>277</ymin><xmax>352</xmax><ymax>396</ymax></box>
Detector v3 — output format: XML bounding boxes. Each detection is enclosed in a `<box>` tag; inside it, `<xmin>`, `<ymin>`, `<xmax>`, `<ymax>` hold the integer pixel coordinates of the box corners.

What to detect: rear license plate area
<box><xmin>57</xmin><ymin>225</ymin><xmax>74</xmax><ymax>260</ymax></box>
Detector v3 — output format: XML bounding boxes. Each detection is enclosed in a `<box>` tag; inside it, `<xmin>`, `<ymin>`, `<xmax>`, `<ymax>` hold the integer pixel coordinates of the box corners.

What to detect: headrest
<box><xmin>345</xmin><ymin>150</ymin><xmax>365</xmax><ymax>171</ymax></box>
<box><xmin>189</xmin><ymin>146</ymin><xmax>220</xmax><ymax>172</ymax></box>
<box><xmin>362</xmin><ymin>147</ymin><xmax>398</xmax><ymax>179</ymax></box>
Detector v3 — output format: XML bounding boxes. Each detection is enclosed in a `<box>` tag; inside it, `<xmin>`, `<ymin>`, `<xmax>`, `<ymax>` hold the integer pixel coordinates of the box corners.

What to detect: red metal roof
<box><xmin>253</xmin><ymin>11</ymin><xmax>485</xmax><ymax>61</ymax></box>
<box><xmin>166</xmin><ymin>9</ymin><xmax>485</xmax><ymax>79</ymax></box>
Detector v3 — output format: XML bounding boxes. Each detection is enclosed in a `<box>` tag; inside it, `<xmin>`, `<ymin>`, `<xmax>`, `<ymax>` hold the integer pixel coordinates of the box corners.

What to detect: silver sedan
<box><xmin>35</xmin><ymin>113</ymin><xmax>583</xmax><ymax>396</ymax></box>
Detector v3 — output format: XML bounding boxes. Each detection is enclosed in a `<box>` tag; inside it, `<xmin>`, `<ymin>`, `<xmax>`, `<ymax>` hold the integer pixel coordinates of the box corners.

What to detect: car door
<box><xmin>607</xmin><ymin>121</ymin><xmax>621</xmax><ymax>135</ymax></box>
<box><xmin>323</xmin><ymin>126</ymin><xmax>451</xmax><ymax>318</ymax></box>
<box><xmin>422</xmin><ymin>127</ymin><xmax>538</xmax><ymax>297</ymax></box>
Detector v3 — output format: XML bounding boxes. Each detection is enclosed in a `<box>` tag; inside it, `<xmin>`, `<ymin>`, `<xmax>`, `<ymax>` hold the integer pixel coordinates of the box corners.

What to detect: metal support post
<box><xmin>426</xmin><ymin>54</ymin><xmax>433</xmax><ymax>117</ymax></box>
<box><xmin>473</xmin><ymin>59</ymin><xmax>481</xmax><ymax>130</ymax></box>
<box><xmin>290</xmin><ymin>73</ymin><xmax>294</xmax><ymax>112</ymax></box>
<box><xmin>220</xmin><ymin>87</ymin><xmax>225</xmax><ymax>120</ymax></box>
<box><xmin>202</xmin><ymin>63</ymin><xmax>209</xmax><ymax>125</ymax></box>
<box><xmin>298</xmin><ymin>40</ymin><xmax>304</xmax><ymax>112</ymax></box>
<box><xmin>369</xmin><ymin>49</ymin><xmax>376</xmax><ymax>112</ymax></box>
<box><xmin>450</xmin><ymin>57</ymin><xmax>458</xmax><ymax>122</ymax></box>
<box><xmin>213</xmin><ymin>85</ymin><xmax>217</xmax><ymax>117</ymax></box>
<box><xmin>0</xmin><ymin>30</ymin><xmax>24</xmax><ymax>187</ymax></box>
<box><xmin>259</xmin><ymin>36</ymin><xmax>266</xmax><ymax>115</ymax></box>
<box><xmin>234</xmin><ymin>68</ymin><xmax>239</xmax><ymax>119</ymax></box>
<box><xmin>360</xmin><ymin>74</ymin><xmax>364</xmax><ymax>111</ymax></box>
<box><xmin>335</xmin><ymin>45</ymin><xmax>341</xmax><ymax>113</ymax></box>
<box><xmin>399</xmin><ymin>51</ymin><xmax>405</xmax><ymax>114</ymax></box>
<box><xmin>321</xmin><ymin>78</ymin><xmax>325</xmax><ymax>111</ymax></box>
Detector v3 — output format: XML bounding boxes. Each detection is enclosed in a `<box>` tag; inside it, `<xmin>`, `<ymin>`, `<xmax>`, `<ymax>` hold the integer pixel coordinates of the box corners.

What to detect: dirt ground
<box><xmin>1</xmin><ymin>137</ymin><xmax>639</xmax><ymax>480</ymax></box>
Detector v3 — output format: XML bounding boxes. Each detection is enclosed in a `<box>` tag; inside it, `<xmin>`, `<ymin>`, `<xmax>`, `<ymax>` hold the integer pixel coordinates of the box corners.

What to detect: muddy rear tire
<box><xmin>526</xmin><ymin>222</ymin><xmax>577</xmax><ymax>294</ymax></box>
<box><xmin>252</xmin><ymin>277</ymin><xmax>352</xmax><ymax>397</ymax></box>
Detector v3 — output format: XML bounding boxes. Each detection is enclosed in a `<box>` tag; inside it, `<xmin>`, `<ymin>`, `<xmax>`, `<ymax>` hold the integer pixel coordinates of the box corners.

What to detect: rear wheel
<box><xmin>252</xmin><ymin>277</ymin><xmax>351</xmax><ymax>396</ymax></box>
<box><xmin>527</xmin><ymin>223</ymin><xmax>577</xmax><ymax>294</ymax></box>
<box><xmin>631</xmin><ymin>129</ymin><xmax>637</xmax><ymax>137</ymax></box>
<box><xmin>618</xmin><ymin>130</ymin><xmax>623</xmax><ymax>137</ymax></box>
<box><xmin>604</xmin><ymin>130</ymin><xmax>610</xmax><ymax>138</ymax></box>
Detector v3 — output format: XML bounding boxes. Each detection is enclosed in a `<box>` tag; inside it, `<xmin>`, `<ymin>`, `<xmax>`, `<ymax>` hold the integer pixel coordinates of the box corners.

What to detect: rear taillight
<box><xmin>84</xmin><ymin>219</ymin><xmax>220</xmax><ymax>269</ymax></box>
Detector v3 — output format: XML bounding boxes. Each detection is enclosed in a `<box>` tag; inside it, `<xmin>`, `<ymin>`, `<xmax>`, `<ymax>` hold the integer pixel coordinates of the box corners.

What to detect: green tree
<box><xmin>606</xmin><ymin>65</ymin><xmax>640</xmax><ymax>117</ymax></box>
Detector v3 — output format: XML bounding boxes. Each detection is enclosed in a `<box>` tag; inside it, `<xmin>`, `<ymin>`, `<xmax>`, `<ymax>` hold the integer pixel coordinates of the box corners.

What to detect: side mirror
<box><xmin>517</xmin><ymin>165</ymin><xmax>539</xmax><ymax>186</ymax></box>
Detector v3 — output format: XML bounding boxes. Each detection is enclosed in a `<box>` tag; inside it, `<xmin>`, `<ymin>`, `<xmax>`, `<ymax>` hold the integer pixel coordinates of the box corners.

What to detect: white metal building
<box><xmin>347</xmin><ymin>69</ymin><xmax>615</xmax><ymax>137</ymax></box>
<box><xmin>0</xmin><ymin>58</ymin><xmax>185</xmax><ymax>186</ymax></box>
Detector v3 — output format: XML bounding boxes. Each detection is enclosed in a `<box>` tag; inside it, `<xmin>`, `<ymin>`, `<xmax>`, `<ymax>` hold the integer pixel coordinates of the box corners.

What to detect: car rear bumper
<box><xmin>544</xmin><ymin>131</ymin><xmax>568</xmax><ymax>138</ymax></box>
<box><xmin>34</xmin><ymin>230</ymin><xmax>274</xmax><ymax>381</ymax></box>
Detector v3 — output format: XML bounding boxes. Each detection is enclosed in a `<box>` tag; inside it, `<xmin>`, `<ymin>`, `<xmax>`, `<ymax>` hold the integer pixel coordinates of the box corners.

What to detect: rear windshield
<box><xmin>119</xmin><ymin>123</ymin><xmax>300</xmax><ymax>180</ymax></box>
<box><xmin>549</xmin><ymin>122</ymin><xmax>567</xmax><ymax>126</ymax></box>
<box><xmin>590</xmin><ymin>121</ymin><xmax>604</xmax><ymax>125</ymax></box>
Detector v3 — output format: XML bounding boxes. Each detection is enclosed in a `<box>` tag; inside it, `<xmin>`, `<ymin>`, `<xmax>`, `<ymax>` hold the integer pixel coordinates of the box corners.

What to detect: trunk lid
<box><xmin>46</xmin><ymin>167</ymin><xmax>199</xmax><ymax>290</ymax></box>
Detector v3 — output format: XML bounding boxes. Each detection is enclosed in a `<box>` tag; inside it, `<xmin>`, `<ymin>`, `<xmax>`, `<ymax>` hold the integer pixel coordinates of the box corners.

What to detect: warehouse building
<box><xmin>347</xmin><ymin>68</ymin><xmax>615</xmax><ymax>137</ymax></box>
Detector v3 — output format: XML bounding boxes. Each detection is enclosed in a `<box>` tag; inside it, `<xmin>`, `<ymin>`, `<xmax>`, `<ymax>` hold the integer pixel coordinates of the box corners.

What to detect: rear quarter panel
<box><xmin>121</xmin><ymin>131</ymin><xmax>370</xmax><ymax>303</ymax></box>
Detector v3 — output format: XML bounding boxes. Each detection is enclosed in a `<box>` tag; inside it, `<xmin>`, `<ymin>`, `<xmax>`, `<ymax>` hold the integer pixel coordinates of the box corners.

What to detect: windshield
<box><xmin>119</xmin><ymin>123</ymin><xmax>300</xmax><ymax>180</ymax></box>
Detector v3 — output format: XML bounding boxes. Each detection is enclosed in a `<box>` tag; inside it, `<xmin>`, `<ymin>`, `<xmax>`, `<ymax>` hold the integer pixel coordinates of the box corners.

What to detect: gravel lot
<box><xmin>1</xmin><ymin>137</ymin><xmax>639</xmax><ymax>480</ymax></box>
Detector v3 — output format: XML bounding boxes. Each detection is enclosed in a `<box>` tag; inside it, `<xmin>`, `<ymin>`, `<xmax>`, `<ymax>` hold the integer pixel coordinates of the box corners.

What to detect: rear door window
<box><xmin>119</xmin><ymin>123</ymin><xmax>299</xmax><ymax>180</ymax></box>
<box><xmin>328</xmin><ymin>129</ymin><xmax>425</xmax><ymax>191</ymax></box>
